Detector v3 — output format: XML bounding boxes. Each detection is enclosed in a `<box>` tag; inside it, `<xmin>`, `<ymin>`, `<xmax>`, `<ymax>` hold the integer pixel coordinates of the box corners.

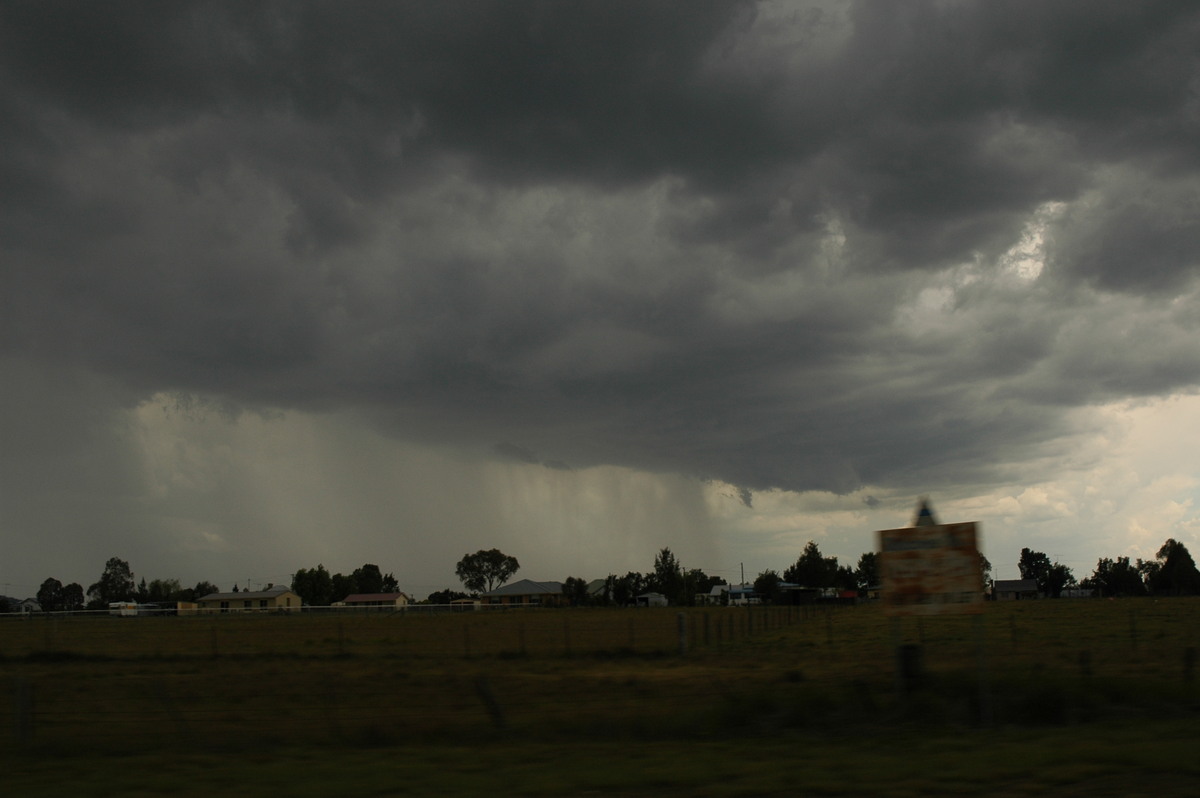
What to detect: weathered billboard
<box><xmin>878</xmin><ymin>521</ymin><xmax>983</xmax><ymax>616</ymax></box>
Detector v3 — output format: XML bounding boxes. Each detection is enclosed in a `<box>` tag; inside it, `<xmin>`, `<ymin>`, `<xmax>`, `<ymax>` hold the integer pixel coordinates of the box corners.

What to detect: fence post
<box><xmin>13</xmin><ymin>678</ymin><xmax>34</xmax><ymax>745</ymax></box>
<box><xmin>677</xmin><ymin>612</ymin><xmax>687</xmax><ymax>656</ymax></box>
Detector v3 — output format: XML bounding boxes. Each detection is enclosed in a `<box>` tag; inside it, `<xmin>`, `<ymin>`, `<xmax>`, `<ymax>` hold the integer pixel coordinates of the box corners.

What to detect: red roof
<box><xmin>342</xmin><ymin>592</ymin><xmax>407</xmax><ymax>603</ymax></box>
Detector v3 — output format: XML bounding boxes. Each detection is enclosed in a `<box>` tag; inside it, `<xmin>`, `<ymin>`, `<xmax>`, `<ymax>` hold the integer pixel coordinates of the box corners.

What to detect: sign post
<box><xmin>877</xmin><ymin>501</ymin><xmax>986</xmax><ymax>708</ymax></box>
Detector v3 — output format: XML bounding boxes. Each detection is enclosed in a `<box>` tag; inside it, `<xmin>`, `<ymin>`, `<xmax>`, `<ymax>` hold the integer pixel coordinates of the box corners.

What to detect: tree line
<box><xmin>10</xmin><ymin>535</ymin><xmax>1198</xmax><ymax>614</ymax></box>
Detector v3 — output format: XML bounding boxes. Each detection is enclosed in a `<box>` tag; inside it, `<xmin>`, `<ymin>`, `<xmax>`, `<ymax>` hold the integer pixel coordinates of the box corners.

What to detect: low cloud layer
<box><xmin>4</xmin><ymin>1</ymin><xmax>1200</xmax><ymax>592</ymax></box>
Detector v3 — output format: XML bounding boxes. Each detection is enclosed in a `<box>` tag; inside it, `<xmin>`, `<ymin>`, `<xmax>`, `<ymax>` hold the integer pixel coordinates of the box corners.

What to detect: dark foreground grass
<box><xmin>5</xmin><ymin>719</ymin><xmax>1200</xmax><ymax>797</ymax></box>
<box><xmin>3</xmin><ymin>599</ymin><xmax>1199</xmax><ymax>795</ymax></box>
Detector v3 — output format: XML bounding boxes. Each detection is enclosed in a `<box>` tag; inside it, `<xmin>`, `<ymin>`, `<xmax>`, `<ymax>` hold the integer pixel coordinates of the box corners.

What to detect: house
<box><xmin>992</xmin><ymin>579</ymin><xmax>1039</xmax><ymax>600</ymax></box>
<box><xmin>340</xmin><ymin>592</ymin><xmax>409</xmax><ymax>611</ymax></box>
<box><xmin>196</xmin><ymin>585</ymin><xmax>302</xmax><ymax>613</ymax></box>
<box><xmin>13</xmin><ymin>598</ymin><xmax>41</xmax><ymax>614</ymax></box>
<box><xmin>481</xmin><ymin>579</ymin><xmax>565</xmax><ymax>607</ymax></box>
<box><xmin>635</xmin><ymin>592</ymin><xmax>668</xmax><ymax>607</ymax></box>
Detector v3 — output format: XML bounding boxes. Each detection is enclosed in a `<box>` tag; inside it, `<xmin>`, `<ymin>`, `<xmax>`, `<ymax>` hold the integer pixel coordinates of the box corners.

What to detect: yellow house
<box><xmin>196</xmin><ymin>585</ymin><xmax>302</xmax><ymax>613</ymax></box>
<box><xmin>341</xmin><ymin>592</ymin><xmax>410</xmax><ymax>611</ymax></box>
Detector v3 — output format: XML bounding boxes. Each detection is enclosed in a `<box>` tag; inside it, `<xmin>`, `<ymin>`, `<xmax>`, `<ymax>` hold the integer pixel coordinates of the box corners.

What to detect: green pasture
<box><xmin>2</xmin><ymin>599</ymin><xmax>1199</xmax><ymax>796</ymax></box>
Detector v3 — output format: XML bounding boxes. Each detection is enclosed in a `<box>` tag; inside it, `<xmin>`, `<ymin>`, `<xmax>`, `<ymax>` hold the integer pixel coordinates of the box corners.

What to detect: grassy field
<box><xmin>2</xmin><ymin>599</ymin><xmax>1199</xmax><ymax>796</ymax></box>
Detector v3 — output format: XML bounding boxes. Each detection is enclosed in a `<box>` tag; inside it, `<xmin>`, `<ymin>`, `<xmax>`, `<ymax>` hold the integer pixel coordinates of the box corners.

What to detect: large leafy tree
<box><xmin>562</xmin><ymin>576</ymin><xmax>592</xmax><ymax>606</ymax></box>
<box><xmin>425</xmin><ymin>588</ymin><xmax>470</xmax><ymax>604</ymax></box>
<box><xmin>144</xmin><ymin>578</ymin><xmax>182</xmax><ymax>603</ymax></box>
<box><xmin>291</xmin><ymin>565</ymin><xmax>334</xmax><ymax>606</ymax></box>
<box><xmin>1149</xmin><ymin>539</ymin><xmax>1200</xmax><ymax>596</ymax></box>
<box><xmin>1018</xmin><ymin>548</ymin><xmax>1051</xmax><ymax>587</ymax></box>
<box><xmin>188</xmin><ymin>581</ymin><xmax>220</xmax><ymax>601</ymax></box>
<box><xmin>331</xmin><ymin>572</ymin><xmax>358</xmax><ymax>602</ymax></box>
<box><xmin>352</xmin><ymin>564</ymin><xmax>384</xmax><ymax>595</ymax></box>
<box><xmin>37</xmin><ymin>577</ymin><xmax>64</xmax><ymax>612</ymax></box>
<box><xmin>651</xmin><ymin>547</ymin><xmax>684</xmax><ymax>603</ymax></box>
<box><xmin>979</xmin><ymin>554</ymin><xmax>994</xmax><ymax>594</ymax></box>
<box><xmin>62</xmin><ymin>582</ymin><xmax>85</xmax><ymax>611</ymax></box>
<box><xmin>784</xmin><ymin>541</ymin><xmax>840</xmax><ymax>588</ymax></box>
<box><xmin>1081</xmin><ymin>556</ymin><xmax>1146</xmax><ymax>597</ymax></box>
<box><xmin>1018</xmin><ymin>548</ymin><xmax>1074</xmax><ymax>597</ymax></box>
<box><xmin>87</xmin><ymin>557</ymin><xmax>136</xmax><ymax>608</ymax></box>
<box><xmin>754</xmin><ymin>569</ymin><xmax>782</xmax><ymax>604</ymax></box>
<box><xmin>455</xmin><ymin>549</ymin><xmax>520</xmax><ymax>594</ymax></box>
<box><xmin>855</xmin><ymin>552</ymin><xmax>879</xmax><ymax>593</ymax></box>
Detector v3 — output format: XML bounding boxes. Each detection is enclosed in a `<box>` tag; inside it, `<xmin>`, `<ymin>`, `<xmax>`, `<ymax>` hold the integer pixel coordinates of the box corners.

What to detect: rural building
<box><xmin>992</xmin><ymin>579</ymin><xmax>1039</xmax><ymax>600</ymax></box>
<box><xmin>636</xmin><ymin>592</ymin><xmax>668</xmax><ymax>607</ymax></box>
<box><xmin>340</xmin><ymin>592</ymin><xmax>410</xmax><ymax>611</ymax></box>
<box><xmin>196</xmin><ymin>585</ymin><xmax>302</xmax><ymax>613</ymax></box>
<box><xmin>481</xmin><ymin>579</ymin><xmax>565</xmax><ymax>607</ymax></box>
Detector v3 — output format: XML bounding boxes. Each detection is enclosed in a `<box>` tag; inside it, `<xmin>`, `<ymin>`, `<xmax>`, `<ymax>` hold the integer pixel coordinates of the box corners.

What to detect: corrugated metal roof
<box><xmin>482</xmin><ymin>579</ymin><xmax>563</xmax><ymax>596</ymax></box>
<box><xmin>343</xmin><ymin>592</ymin><xmax>408</xmax><ymax>603</ymax></box>
<box><xmin>197</xmin><ymin>586</ymin><xmax>296</xmax><ymax>602</ymax></box>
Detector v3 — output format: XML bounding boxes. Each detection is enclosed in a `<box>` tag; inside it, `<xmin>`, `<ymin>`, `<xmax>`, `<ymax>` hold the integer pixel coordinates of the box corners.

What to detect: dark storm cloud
<box><xmin>4</xmin><ymin>0</ymin><xmax>1200</xmax><ymax>499</ymax></box>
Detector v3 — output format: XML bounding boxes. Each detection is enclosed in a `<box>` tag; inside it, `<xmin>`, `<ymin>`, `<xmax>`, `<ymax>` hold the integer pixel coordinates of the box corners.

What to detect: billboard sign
<box><xmin>878</xmin><ymin>520</ymin><xmax>983</xmax><ymax>616</ymax></box>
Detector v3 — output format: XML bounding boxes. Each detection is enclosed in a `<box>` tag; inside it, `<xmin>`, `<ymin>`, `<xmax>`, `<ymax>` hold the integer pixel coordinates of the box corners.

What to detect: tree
<box><xmin>425</xmin><ymin>588</ymin><xmax>470</xmax><ymax>604</ymax></box>
<box><xmin>784</xmin><ymin>541</ymin><xmax>840</xmax><ymax>588</ymax></box>
<box><xmin>855</xmin><ymin>552</ymin><xmax>879</xmax><ymax>593</ymax></box>
<box><xmin>37</xmin><ymin>578</ymin><xmax>64</xmax><ymax>612</ymax></box>
<box><xmin>834</xmin><ymin>564</ymin><xmax>857</xmax><ymax>592</ymax></box>
<box><xmin>651</xmin><ymin>547</ymin><xmax>684</xmax><ymax>603</ymax></box>
<box><xmin>331</xmin><ymin>572</ymin><xmax>358</xmax><ymax>602</ymax></box>
<box><xmin>292</xmin><ymin>565</ymin><xmax>334</xmax><ymax>606</ymax></box>
<box><xmin>188</xmin><ymin>581</ymin><xmax>220</xmax><ymax>602</ymax></box>
<box><xmin>753</xmin><ymin>569</ymin><xmax>782</xmax><ymax>604</ymax></box>
<box><xmin>1149</xmin><ymin>539</ymin><xmax>1200</xmax><ymax>596</ymax></box>
<box><xmin>562</xmin><ymin>576</ymin><xmax>592</xmax><ymax>606</ymax></box>
<box><xmin>382</xmin><ymin>572</ymin><xmax>400</xmax><ymax>593</ymax></box>
<box><xmin>87</xmin><ymin>557</ymin><xmax>135</xmax><ymax>609</ymax></box>
<box><xmin>62</xmin><ymin>583</ymin><xmax>85</xmax><ymax>612</ymax></box>
<box><xmin>144</xmin><ymin>578</ymin><xmax>182</xmax><ymax>604</ymax></box>
<box><xmin>1081</xmin><ymin>556</ymin><xmax>1145</xmax><ymax>597</ymax></box>
<box><xmin>1018</xmin><ymin>548</ymin><xmax>1051</xmax><ymax>590</ymax></box>
<box><xmin>608</xmin><ymin>572</ymin><xmax>646</xmax><ymax>606</ymax></box>
<box><xmin>1019</xmin><ymin>548</ymin><xmax>1073</xmax><ymax>597</ymax></box>
<box><xmin>352</xmin><ymin>564</ymin><xmax>384</xmax><ymax>595</ymax></box>
<box><xmin>455</xmin><ymin>549</ymin><xmax>520</xmax><ymax>594</ymax></box>
<box><xmin>979</xmin><ymin>554</ymin><xmax>994</xmax><ymax>594</ymax></box>
<box><xmin>683</xmin><ymin>568</ymin><xmax>720</xmax><ymax>606</ymax></box>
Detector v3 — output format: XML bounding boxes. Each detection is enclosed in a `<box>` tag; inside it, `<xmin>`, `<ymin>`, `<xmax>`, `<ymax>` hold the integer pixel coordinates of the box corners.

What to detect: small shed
<box><xmin>635</xmin><ymin>592</ymin><xmax>668</xmax><ymax>607</ymax></box>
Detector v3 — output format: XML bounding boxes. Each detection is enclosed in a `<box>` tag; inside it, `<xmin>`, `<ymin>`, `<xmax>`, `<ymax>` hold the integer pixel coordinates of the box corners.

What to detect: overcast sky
<box><xmin>4</xmin><ymin>1</ymin><xmax>1200</xmax><ymax>599</ymax></box>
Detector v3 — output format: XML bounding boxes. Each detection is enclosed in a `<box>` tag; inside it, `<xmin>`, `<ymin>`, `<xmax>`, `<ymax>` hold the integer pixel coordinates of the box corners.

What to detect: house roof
<box><xmin>993</xmin><ymin>579</ymin><xmax>1038</xmax><ymax>592</ymax></box>
<box><xmin>197</xmin><ymin>586</ymin><xmax>296</xmax><ymax>602</ymax></box>
<box><xmin>482</xmin><ymin>579</ymin><xmax>563</xmax><ymax>597</ymax></box>
<box><xmin>343</xmin><ymin>592</ymin><xmax>408</xmax><ymax>603</ymax></box>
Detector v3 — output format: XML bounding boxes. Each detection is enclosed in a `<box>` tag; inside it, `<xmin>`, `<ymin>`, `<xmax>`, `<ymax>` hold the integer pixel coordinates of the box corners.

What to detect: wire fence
<box><xmin>3</xmin><ymin>600</ymin><xmax>1198</xmax><ymax>753</ymax></box>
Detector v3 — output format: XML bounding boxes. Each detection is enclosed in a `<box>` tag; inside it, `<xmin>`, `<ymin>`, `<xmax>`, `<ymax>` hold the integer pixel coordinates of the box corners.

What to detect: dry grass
<box><xmin>3</xmin><ymin>599</ymin><xmax>1199</xmax><ymax>795</ymax></box>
